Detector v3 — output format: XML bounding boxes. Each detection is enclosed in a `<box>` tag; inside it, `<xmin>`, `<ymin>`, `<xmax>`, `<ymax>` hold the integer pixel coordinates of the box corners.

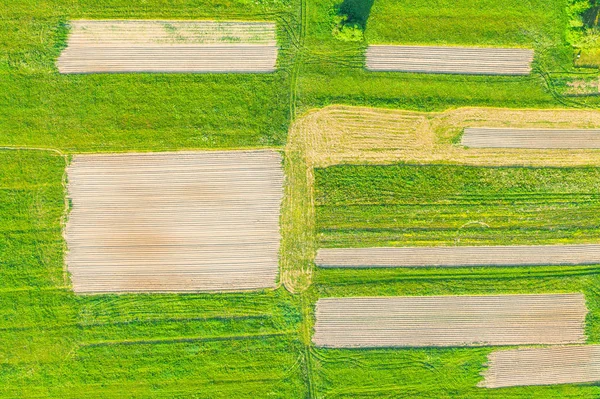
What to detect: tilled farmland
<box><xmin>65</xmin><ymin>150</ymin><xmax>284</xmax><ymax>293</ymax></box>
<box><xmin>480</xmin><ymin>345</ymin><xmax>600</xmax><ymax>388</ymax></box>
<box><xmin>313</xmin><ymin>294</ymin><xmax>587</xmax><ymax>348</ymax></box>
<box><xmin>462</xmin><ymin>127</ymin><xmax>600</xmax><ymax>148</ymax></box>
<box><xmin>316</xmin><ymin>245</ymin><xmax>600</xmax><ymax>268</ymax></box>
<box><xmin>365</xmin><ymin>45</ymin><xmax>534</xmax><ymax>75</ymax></box>
<box><xmin>58</xmin><ymin>20</ymin><xmax>278</xmax><ymax>73</ymax></box>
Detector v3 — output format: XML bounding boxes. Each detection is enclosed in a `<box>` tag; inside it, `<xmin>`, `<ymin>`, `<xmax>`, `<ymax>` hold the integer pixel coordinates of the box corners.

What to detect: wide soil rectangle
<box><xmin>313</xmin><ymin>294</ymin><xmax>587</xmax><ymax>348</ymax></box>
<box><xmin>65</xmin><ymin>150</ymin><xmax>283</xmax><ymax>293</ymax></box>
<box><xmin>58</xmin><ymin>20</ymin><xmax>278</xmax><ymax>73</ymax></box>
<box><xmin>481</xmin><ymin>345</ymin><xmax>600</xmax><ymax>388</ymax></box>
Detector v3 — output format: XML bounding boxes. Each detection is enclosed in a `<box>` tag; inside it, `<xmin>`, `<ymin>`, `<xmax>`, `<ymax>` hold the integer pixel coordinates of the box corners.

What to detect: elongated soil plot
<box><xmin>316</xmin><ymin>245</ymin><xmax>600</xmax><ymax>268</ymax></box>
<box><xmin>366</xmin><ymin>45</ymin><xmax>533</xmax><ymax>75</ymax></box>
<box><xmin>481</xmin><ymin>345</ymin><xmax>600</xmax><ymax>388</ymax></box>
<box><xmin>313</xmin><ymin>294</ymin><xmax>587</xmax><ymax>348</ymax></box>
<box><xmin>58</xmin><ymin>20</ymin><xmax>278</xmax><ymax>73</ymax></box>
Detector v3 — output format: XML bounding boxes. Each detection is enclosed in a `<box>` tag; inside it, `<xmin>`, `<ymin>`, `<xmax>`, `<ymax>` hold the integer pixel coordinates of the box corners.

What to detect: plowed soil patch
<box><xmin>58</xmin><ymin>20</ymin><xmax>278</xmax><ymax>73</ymax></box>
<box><xmin>481</xmin><ymin>345</ymin><xmax>600</xmax><ymax>388</ymax></box>
<box><xmin>366</xmin><ymin>45</ymin><xmax>533</xmax><ymax>75</ymax></box>
<box><xmin>65</xmin><ymin>150</ymin><xmax>283</xmax><ymax>293</ymax></box>
<box><xmin>316</xmin><ymin>245</ymin><xmax>600</xmax><ymax>268</ymax></box>
<box><xmin>462</xmin><ymin>127</ymin><xmax>600</xmax><ymax>148</ymax></box>
<box><xmin>313</xmin><ymin>294</ymin><xmax>587</xmax><ymax>348</ymax></box>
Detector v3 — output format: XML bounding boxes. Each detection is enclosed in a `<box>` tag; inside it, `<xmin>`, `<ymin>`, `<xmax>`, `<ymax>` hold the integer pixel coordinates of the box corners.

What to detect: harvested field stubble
<box><xmin>296</xmin><ymin>105</ymin><xmax>600</xmax><ymax>167</ymax></box>
<box><xmin>481</xmin><ymin>345</ymin><xmax>600</xmax><ymax>388</ymax></box>
<box><xmin>58</xmin><ymin>20</ymin><xmax>278</xmax><ymax>73</ymax></box>
<box><xmin>365</xmin><ymin>45</ymin><xmax>534</xmax><ymax>75</ymax></box>
<box><xmin>462</xmin><ymin>127</ymin><xmax>600</xmax><ymax>148</ymax></box>
<box><xmin>316</xmin><ymin>245</ymin><xmax>600</xmax><ymax>268</ymax></box>
<box><xmin>65</xmin><ymin>150</ymin><xmax>283</xmax><ymax>293</ymax></box>
<box><xmin>313</xmin><ymin>294</ymin><xmax>587</xmax><ymax>348</ymax></box>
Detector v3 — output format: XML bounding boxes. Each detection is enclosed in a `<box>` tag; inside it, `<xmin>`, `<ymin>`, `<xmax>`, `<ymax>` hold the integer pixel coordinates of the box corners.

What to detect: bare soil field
<box><xmin>462</xmin><ymin>127</ymin><xmax>600</xmax><ymax>148</ymax></box>
<box><xmin>58</xmin><ymin>20</ymin><xmax>278</xmax><ymax>73</ymax></box>
<box><xmin>65</xmin><ymin>150</ymin><xmax>283</xmax><ymax>293</ymax></box>
<box><xmin>313</xmin><ymin>294</ymin><xmax>587</xmax><ymax>348</ymax></box>
<box><xmin>480</xmin><ymin>345</ymin><xmax>600</xmax><ymax>388</ymax></box>
<box><xmin>365</xmin><ymin>45</ymin><xmax>533</xmax><ymax>75</ymax></box>
<box><xmin>294</xmin><ymin>105</ymin><xmax>600</xmax><ymax>167</ymax></box>
<box><xmin>316</xmin><ymin>245</ymin><xmax>600</xmax><ymax>268</ymax></box>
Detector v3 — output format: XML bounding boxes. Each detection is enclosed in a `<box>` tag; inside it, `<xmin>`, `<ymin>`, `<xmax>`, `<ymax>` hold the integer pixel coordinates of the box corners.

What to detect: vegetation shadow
<box><xmin>336</xmin><ymin>0</ymin><xmax>375</xmax><ymax>30</ymax></box>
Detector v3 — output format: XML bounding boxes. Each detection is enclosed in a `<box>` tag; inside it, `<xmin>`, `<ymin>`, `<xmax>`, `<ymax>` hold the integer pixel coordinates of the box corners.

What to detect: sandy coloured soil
<box><xmin>366</xmin><ymin>45</ymin><xmax>533</xmax><ymax>75</ymax></box>
<box><xmin>316</xmin><ymin>245</ymin><xmax>600</xmax><ymax>268</ymax></box>
<box><xmin>481</xmin><ymin>345</ymin><xmax>600</xmax><ymax>388</ymax></box>
<box><xmin>65</xmin><ymin>150</ymin><xmax>283</xmax><ymax>293</ymax></box>
<box><xmin>58</xmin><ymin>20</ymin><xmax>278</xmax><ymax>73</ymax></box>
<box><xmin>313</xmin><ymin>294</ymin><xmax>587</xmax><ymax>348</ymax></box>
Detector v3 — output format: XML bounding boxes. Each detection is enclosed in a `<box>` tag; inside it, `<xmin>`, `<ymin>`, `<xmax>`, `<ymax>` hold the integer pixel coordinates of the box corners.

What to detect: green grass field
<box><xmin>4</xmin><ymin>0</ymin><xmax>600</xmax><ymax>397</ymax></box>
<box><xmin>315</xmin><ymin>164</ymin><xmax>600</xmax><ymax>247</ymax></box>
<box><xmin>0</xmin><ymin>1</ymin><xmax>296</xmax><ymax>151</ymax></box>
<box><xmin>0</xmin><ymin>150</ymin><xmax>307</xmax><ymax>398</ymax></box>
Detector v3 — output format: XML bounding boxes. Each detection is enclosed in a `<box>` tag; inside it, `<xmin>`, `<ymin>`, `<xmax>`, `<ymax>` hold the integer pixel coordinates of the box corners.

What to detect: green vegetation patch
<box><xmin>315</xmin><ymin>164</ymin><xmax>600</xmax><ymax>247</ymax></box>
<box><xmin>366</xmin><ymin>0</ymin><xmax>567</xmax><ymax>46</ymax></box>
<box><xmin>0</xmin><ymin>150</ymin><xmax>306</xmax><ymax>398</ymax></box>
<box><xmin>0</xmin><ymin>1</ymin><xmax>296</xmax><ymax>151</ymax></box>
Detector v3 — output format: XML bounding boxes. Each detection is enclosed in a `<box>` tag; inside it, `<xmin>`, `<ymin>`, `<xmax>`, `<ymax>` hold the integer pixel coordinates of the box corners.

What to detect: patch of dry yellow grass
<box><xmin>299</xmin><ymin>105</ymin><xmax>600</xmax><ymax>167</ymax></box>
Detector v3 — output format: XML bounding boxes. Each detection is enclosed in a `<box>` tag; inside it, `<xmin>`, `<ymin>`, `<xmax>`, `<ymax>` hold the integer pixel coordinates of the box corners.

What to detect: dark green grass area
<box><xmin>311</xmin><ymin>268</ymin><xmax>600</xmax><ymax>398</ymax></box>
<box><xmin>0</xmin><ymin>150</ymin><xmax>307</xmax><ymax>398</ymax></box>
<box><xmin>0</xmin><ymin>1</ymin><xmax>297</xmax><ymax>151</ymax></box>
<box><xmin>315</xmin><ymin>164</ymin><xmax>600</xmax><ymax>247</ymax></box>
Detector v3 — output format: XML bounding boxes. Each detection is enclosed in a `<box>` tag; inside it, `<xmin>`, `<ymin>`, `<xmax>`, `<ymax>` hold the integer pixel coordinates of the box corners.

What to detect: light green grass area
<box><xmin>0</xmin><ymin>150</ymin><xmax>307</xmax><ymax>398</ymax></box>
<box><xmin>0</xmin><ymin>1</ymin><xmax>296</xmax><ymax>151</ymax></box>
<box><xmin>316</xmin><ymin>164</ymin><xmax>600</xmax><ymax>247</ymax></box>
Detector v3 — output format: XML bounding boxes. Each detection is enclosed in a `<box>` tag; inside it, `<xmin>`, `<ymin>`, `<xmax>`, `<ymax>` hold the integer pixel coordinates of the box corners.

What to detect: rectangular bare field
<box><xmin>316</xmin><ymin>245</ymin><xmax>600</xmax><ymax>268</ymax></box>
<box><xmin>58</xmin><ymin>20</ymin><xmax>278</xmax><ymax>73</ymax></box>
<box><xmin>481</xmin><ymin>345</ymin><xmax>600</xmax><ymax>388</ymax></box>
<box><xmin>313</xmin><ymin>294</ymin><xmax>587</xmax><ymax>348</ymax></box>
<box><xmin>365</xmin><ymin>45</ymin><xmax>533</xmax><ymax>75</ymax></box>
<box><xmin>65</xmin><ymin>150</ymin><xmax>283</xmax><ymax>293</ymax></box>
<box><xmin>462</xmin><ymin>127</ymin><xmax>600</xmax><ymax>148</ymax></box>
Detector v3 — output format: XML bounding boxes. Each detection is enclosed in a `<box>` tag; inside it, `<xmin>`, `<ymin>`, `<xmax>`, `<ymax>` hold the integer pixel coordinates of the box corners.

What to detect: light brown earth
<box><xmin>366</xmin><ymin>45</ymin><xmax>534</xmax><ymax>75</ymax></box>
<box><xmin>58</xmin><ymin>20</ymin><xmax>278</xmax><ymax>73</ymax></box>
<box><xmin>295</xmin><ymin>105</ymin><xmax>600</xmax><ymax>167</ymax></box>
<box><xmin>313</xmin><ymin>294</ymin><xmax>587</xmax><ymax>348</ymax></box>
<box><xmin>480</xmin><ymin>345</ymin><xmax>600</xmax><ymax>388</ymax></box>
<box><xmin>462</xmin><ymin>127</ymin><xmax>600</xmax><ymax>148</ymax></box>
<box><xmin>65</xmin><ymin>150</ymin><xmax>284</xmax><ymax>294</ymax></box>
<box><xmin>315</xmin><ymin>245</ymin><xmax>600</xmax><ymax>268</ymax></box>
